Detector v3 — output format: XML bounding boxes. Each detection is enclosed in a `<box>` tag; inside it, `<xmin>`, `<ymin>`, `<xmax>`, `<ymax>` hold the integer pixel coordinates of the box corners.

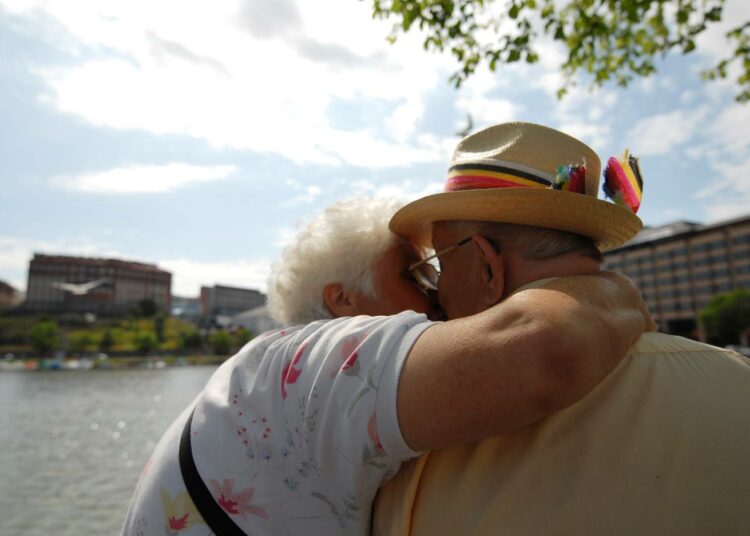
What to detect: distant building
<box><xmin>200</xmin><ymin>284</ymin><xmax>266</xmax><ymax>316</ymax></box>
<box><xmin>0</xmin><ymin>280</ymin><xmax>21</xmax><ymax>310</ymax></box>
<box><xmin>23</xmin><ymin>253</ymin><xmax>171</xmax><ymax>314</ymax></box>
<box><xmin>603</xmin><ymin>214</ymin><xmax>750</xmax><ymax>338</ymax></box>
<box><xmin>231</xmin><ymin>305</ymin><xmax>283</xmax><ymax>335</ymax></box>
<box><xmin>171</xmin><ymin>295</ymin><xmax>202</xmax><ymax>318</ymax></box>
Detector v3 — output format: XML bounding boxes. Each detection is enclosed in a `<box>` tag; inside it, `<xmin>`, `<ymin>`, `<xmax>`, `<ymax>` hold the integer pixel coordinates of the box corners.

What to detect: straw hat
<box><xmin>389</xmin><ymin>122</ymin><xmax>643</xmax><ymax>252</ymax></box>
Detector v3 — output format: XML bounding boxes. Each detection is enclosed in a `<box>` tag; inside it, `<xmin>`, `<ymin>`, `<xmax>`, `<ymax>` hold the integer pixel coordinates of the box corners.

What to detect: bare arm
<box><xmin>397</xmin><ymin>272</ymin><xmax>652</xmax><ymax>451</ymax></box>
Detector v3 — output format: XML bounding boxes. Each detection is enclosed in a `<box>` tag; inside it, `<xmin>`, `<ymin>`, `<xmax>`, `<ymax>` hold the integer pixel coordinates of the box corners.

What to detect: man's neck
<box><xmin>502</xmin><ymin>254</ymin><xmax>603</xmax><ymax>299</ymax></box>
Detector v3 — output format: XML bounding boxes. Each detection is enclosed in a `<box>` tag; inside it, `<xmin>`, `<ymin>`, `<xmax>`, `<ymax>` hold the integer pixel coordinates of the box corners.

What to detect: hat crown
<box><xmin>452</xmin><ymin>122</ymin><xmax>601</xmax><ymax>196</ymax></box>
<box><xmin>389</xmin><ymin>121</ymin><xmax>643</xmax><ymax>253</ymax></box>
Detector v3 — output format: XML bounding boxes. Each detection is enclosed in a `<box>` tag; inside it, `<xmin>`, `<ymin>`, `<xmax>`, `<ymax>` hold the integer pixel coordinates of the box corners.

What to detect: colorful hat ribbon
<box><xmin>445</xmin><ymin>159</ymin><xmax>557</xmax><ymax>192</ymax></box>
<box><xmin>446</xmin><ymin>158</ymin><xmax>590</xmax><ymax>195</ymax></box>
<box><xmin>602</xmin><ymin>150</ymin><xmax>643</xmax><ymax>214</ymax></box>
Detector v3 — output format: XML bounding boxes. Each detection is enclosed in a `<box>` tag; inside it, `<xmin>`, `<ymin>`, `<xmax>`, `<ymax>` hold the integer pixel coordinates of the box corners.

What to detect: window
<box><xmin>713</xmin><ymin>268</ymin><xmax>731</xmax><ymax>279</ymax></box>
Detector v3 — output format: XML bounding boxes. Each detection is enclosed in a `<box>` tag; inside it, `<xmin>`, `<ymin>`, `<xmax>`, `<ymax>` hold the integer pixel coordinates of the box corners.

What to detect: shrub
<box><xmin>29</xmin><ymin>320</ymin><xmax>61</xmax><ymax>356</ymax></box>
<box><xmin>69</xmin><ymin>332</ymin><xmax>94</xmax><ymax>354</ymax></box>
<box><xmin>134</xmin><ymin>331</ymin><xmax>158</xmax><ymax>355</ymax></box>
<box><xmin>99</xmin><ymin>329</ymin><xmax>115</xmax><ymax>352</ymax></box>
<box><xmin>179</xmin><ymin>330</ymin><xmax>204</xmax><ymax>350</ymax></box>
<box><xmin>210</xmin><ymin>330</ymin><xmax>233</xmax><ymax>355</ymax></box>
<box><xmin>234</xmin><ymin>327</ymin><xmax>253</xmax><ymax>348</ymax></box>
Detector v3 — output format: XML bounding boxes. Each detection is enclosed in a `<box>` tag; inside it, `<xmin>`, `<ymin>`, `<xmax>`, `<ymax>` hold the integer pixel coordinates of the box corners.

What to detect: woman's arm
<box><xmin>397</xmin><ymin>272</ymin><xmax>652</xmax><ymax>451</ymax></box>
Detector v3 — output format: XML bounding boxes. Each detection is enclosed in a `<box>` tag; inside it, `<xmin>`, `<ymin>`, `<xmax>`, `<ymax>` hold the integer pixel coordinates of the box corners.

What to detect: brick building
<box><xmin>603</xmin><ymin>214</ymin><xmax>750</xmax><ymax>338</ymax></box>
<box><xmin>24</xmin><ymin>253</ymin><xmax>171</xmax><ymax>314</ymax></box>
<box><xmin>0</xmin><ymin>280</ymin><xmax>21</xmax><ymax>311</ymax></box>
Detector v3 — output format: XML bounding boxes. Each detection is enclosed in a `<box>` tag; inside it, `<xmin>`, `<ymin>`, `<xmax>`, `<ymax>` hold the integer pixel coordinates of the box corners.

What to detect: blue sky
<box><xmin>1</xmin><ymin>0</ymin><xmax>749</xmax><ymax>296</ymax></box>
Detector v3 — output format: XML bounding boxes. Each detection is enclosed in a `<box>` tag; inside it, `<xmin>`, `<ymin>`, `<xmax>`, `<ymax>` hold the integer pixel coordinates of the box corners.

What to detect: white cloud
<box><xmin>695</xmin><ymin>0</ymin><xmax>750</xmax><ymax>64</ymax></box>
<box><xmin>553</xmin><ymin>86</ymin><xmax>620</xmax><ymax>152</ymax></box>
<box><xmin>270</xmin><ymin>226</ymin><xmax>297</xmax><ymax>249</ymax></box>
<box><xmin>626</xmin><ymin>108</ymin><xmax>709</xmax><ymax>156</ymax></box>
<box><xmin>386</xmin><ymin>97</ymin><xmax>426</xmax><ymax>142</ymax></box>
<box><xmin>694</xmin><ymin>178</ymin><xmax>734</xmax><ymax>200</ymax></box>
<box><xmin>455</xmin><ymin>67</ymin><xmax>521</xmax><ymax>128</ymax></box>
<box><xmin>52</xmin><ymin>163</ymin><xmax>237</xmax><ymax>193</ymax></box>
<box><xmin>282</xmin><ymin>180</ymin><xmax>322</xmax><ymax>207</ymax></box>
<box><xmin>688</xmin><ymin>98</ymin><xmax>750</xmax><ymax>220</ymax></box>
<box><xmin>350</xmin><ymin>178</ymin><xmax>444</xmax><ymax>201</ymax></box>
<box><xmin>697</xmin><ymin>154</ymin><xmax>750</xmax><ymax>219</ymax></box>
<box><xmin>8</xmin><ymin>0</ymin><xmax>452</xmax><ymax>168</ymax></box>
<box><xmin>160</xmin><ymin>258</ymin><xmax>271</xmax><ymax>296</ymax></box>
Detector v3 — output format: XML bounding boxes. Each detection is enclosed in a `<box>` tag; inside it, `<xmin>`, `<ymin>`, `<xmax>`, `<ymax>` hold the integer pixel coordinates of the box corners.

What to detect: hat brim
<box><xmin>390</xmin><ymin>188</ymin><xmax>642</xmax><ymax>252</ymax></box>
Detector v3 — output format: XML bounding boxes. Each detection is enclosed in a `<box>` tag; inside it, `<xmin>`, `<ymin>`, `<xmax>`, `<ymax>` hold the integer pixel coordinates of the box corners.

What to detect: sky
<box><xmin>1</xmin><ymin>0</ymin><xmax>750</xmax><ymax>297</ymax></box>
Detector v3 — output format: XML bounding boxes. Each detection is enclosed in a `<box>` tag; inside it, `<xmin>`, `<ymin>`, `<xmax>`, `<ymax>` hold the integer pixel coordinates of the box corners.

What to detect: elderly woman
<box><xmin>121</xmin><ymin>197</ymin><xmax>648</xmax><ymax>536</ymax></box>
<box><xmin>268</xmin><ymin>196</ymin><xmax>437</xmax><ymax>325</ymax></box>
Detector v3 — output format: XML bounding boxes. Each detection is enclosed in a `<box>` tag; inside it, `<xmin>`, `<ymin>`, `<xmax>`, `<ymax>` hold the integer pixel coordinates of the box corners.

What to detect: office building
<box><xmin>200</xmin><ymin>284</ymin><xmax>266</xmax><ymax>316</ymax></box>
<box><xmin>603</xmin><ymin>214</ymin><xmax>750</xmax><ymax>338</ymax></box>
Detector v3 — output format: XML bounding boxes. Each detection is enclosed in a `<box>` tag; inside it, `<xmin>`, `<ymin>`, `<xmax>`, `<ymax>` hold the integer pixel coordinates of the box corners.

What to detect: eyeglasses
<box><xmin>409</xmin><ymin>236</ymin><xmax>473</xmax><ymax>291</ymax></box>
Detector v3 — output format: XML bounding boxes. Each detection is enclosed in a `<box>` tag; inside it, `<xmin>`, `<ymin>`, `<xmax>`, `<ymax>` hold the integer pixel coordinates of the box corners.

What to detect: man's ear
<box><xmin>473</xmin><ymin>235</ymin><xmax>505</xmax><ymax>305</ymax></box>
<box><xmin>323</xmin><ymin>283</ymin><xmax>357</xmax><ymax>318</ymax></box>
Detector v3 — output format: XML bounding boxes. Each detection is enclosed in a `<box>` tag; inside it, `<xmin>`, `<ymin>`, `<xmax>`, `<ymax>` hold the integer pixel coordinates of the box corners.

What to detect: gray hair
<box><xmin>445</xmin><ymin>221</ymin><xmax>603</xmax><ymax>262</ymax></box>
<box><xmin>267</xmin><ymin>197</ymin><xmax>405</xmax><ymax>325</ymax></box>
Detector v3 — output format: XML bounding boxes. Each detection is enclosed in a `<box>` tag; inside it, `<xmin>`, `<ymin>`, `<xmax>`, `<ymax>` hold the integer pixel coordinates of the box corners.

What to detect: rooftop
<box><xmin>610</xmin><ymin>213</ymin><xmax>750</xmax><ymax>252</ymax></box>
<box><xmin>30</xmin><ymin>253</ymin><xmax>170</xmax><ymax>275</ymax></box>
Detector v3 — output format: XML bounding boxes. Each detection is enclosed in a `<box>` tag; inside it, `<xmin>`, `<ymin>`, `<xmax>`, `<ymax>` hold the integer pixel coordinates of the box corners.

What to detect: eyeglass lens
<box><xmin>414</xmin><ymin>263</ymin><xmax>439</xmax><ymax>291</ymax></box>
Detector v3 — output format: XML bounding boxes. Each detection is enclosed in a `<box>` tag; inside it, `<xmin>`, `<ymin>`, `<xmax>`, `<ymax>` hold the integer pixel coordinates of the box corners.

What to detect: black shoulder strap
<box><xmin>179</xmin><ymin>407</ymin><xmax>248</xmax><ymax>536</ymax></box>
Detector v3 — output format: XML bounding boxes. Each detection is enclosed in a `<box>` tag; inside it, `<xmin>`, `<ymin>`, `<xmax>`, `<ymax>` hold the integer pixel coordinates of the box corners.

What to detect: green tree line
<box><xmin>8</xmin><ymin>316</ymin><xmax>253</xmax><ymax>357</ymax></box>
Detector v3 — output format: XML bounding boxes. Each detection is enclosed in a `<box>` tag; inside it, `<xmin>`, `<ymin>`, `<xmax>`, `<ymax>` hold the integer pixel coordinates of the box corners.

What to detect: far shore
<box><xmin>0</xmin><ymin>354</ymin><xmax>227</xmax><ymax>371</ymax></box>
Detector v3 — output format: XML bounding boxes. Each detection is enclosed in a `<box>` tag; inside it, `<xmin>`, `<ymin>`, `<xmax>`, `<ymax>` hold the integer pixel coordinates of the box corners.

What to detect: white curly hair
<box><xmin>267</xmin><ymin>196</ymin><xmax>406</xmax><ymax>325</ymax></box>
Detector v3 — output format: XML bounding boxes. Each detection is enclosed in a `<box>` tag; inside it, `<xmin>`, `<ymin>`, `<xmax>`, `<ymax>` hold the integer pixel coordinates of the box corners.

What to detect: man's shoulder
<box><xmin>631</xmin><ymin>332</ymin><xmax>749</xmax><ymax>363</ymax></box>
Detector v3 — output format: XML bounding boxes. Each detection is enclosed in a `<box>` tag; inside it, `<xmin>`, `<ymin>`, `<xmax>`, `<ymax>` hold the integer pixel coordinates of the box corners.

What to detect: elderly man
<box><xmin>373</xmin><ymin>122</ymin><xmax>750</xmax><ymax>535</ymax></box>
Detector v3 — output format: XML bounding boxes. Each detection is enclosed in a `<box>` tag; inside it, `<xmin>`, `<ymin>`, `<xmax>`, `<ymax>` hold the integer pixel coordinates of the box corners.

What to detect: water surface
<box><xmin>0</xmin><ymin>367</ymin><xmax>217</xmax><ymax>535</ymax></box>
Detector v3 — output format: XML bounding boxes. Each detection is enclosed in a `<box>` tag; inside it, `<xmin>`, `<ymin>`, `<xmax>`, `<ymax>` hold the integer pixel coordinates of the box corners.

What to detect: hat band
<box><xmin>446</xmin><ymin>162</ymin><xmax>554</xmax><ymax>192</ymax></box>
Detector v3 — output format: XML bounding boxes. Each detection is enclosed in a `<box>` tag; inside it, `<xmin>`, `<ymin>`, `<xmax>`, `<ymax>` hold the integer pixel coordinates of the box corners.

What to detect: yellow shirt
<box><xmin>374</xmin><ymin>332</ymin><xmax>750</xmax><ymax>535</ymax></box>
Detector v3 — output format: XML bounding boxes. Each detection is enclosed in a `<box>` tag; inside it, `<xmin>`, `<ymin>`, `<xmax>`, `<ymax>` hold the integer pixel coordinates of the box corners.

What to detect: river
<box><xmin>0</xmin><ymin>367</ymin><xmax>218</xmax><ymax>535</ymax></box>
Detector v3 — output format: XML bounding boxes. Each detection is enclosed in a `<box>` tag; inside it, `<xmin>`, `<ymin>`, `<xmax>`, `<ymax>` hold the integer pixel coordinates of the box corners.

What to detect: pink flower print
<box><xmin>368</xmin><ymin>414</ymin><xmax>385</xmax><ymax>455</ymax></box>
<box><xmin>338</xmin><ymin>335</ymin><xmax>365</xmax><ymax>376</ymax></box>
<box><xmin>168</xmin><ymin>513</ymin><xmax>189</xmax><ymax>531</ymax></box>
<box><xmin>210</xmin><ymin>479</ymin><xmax>268</xmax><ymax>519</ymax></box>
<box><xmin>281</xmin><ymin>343</ymin><xmax>306</xmax><ymax>400</ymax></box>
<box><xmin>160</xmin><ymin>488</ymin><xmax>203</xmax><ymax>533</ymax></box>
<box><xmin>341</xmin><ymin>352</ymin><xmax>358</xmax><ymax>371</ymax></box>
<box><xmin>218</xmin><ymin>495</ymin><xmax>240</xmax><ymax>514</ymax></box>
<box><xmin>138</xmin><ymin>458</ymin><xmax>153</xmax><ymax>483</ymax></box>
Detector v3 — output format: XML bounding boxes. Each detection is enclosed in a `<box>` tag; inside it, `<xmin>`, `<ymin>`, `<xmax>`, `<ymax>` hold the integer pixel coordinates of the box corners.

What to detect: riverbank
<box><xmin>0</xmin><ymin>354</ymin><xmax>227</xmax><ymax>371</ymax></box>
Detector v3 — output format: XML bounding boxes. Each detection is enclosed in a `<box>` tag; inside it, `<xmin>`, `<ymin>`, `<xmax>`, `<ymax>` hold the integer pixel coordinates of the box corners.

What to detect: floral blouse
<box><xmin>121</xmin><ymin>311</ymin><xmax>432</xmax><ymax>535</ymax></box>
